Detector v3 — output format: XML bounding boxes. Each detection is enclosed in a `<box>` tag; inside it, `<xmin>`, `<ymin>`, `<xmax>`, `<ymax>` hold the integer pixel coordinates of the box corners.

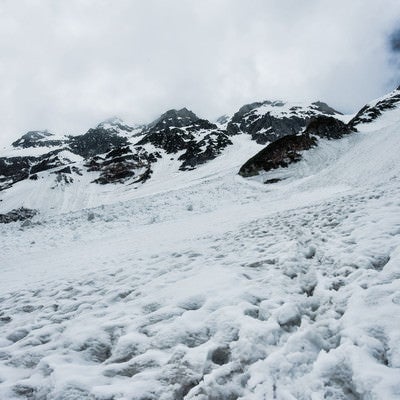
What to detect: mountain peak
<box><xmin>147</xmin><ymin>108</ymin><xmax>200</xmax><ymax>131</ymax></box>
<box><xmin>15</xmin><ymin>130</ymin><xmax>52</xmax><ymax>141</ymax></box>
<box><xmin>11</xmin><ymin>130</ymin><xmax>63</xmax><ymax>149</ymax></box>
<box><xmin>216</xmin><ymin>114</ymin><xmax>230</xmax><ymax>126</ymax></box>
<box><xmin>160</xmin><ymin>107</ymin><xmax>198</xmax><ymax>121</ymax></box>
<box><xmin>227</xmin><ymin>99</ymin><xmax>341</xmax><ymax>144</ymax></box>
<box><xmin>97</xmin><ymin>116</ymin><xmax>124</xmax><ymax>127</ymax></box>
<box><xmin>96</xmin><ymin>117</ymin><xmax>135</xmax><ymax>133</ymax></box>
<box><xmin>311</xmin><ymin>101</ymin><xmax>342</xmax><ymax>115</ymax></box>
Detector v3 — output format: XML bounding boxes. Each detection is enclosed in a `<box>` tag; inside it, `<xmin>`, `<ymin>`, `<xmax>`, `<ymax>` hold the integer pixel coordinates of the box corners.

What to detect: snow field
<box><xmin>0</xmin><ymin>114</ymin><xmax>400</xmax><ymax>399</ymax></box>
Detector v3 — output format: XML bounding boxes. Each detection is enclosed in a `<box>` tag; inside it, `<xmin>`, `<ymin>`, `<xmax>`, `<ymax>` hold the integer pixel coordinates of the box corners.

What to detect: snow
<box><xmin>0</xmin><ymin>107</ymin><xmax>400</xmax><ymax>399</ymax></box>
<box><xmin>0</xmin><ymin>144</ymin><xmax>66</xmax><ymax>158</ymax></box>
<box><xmin>252</xmin><ymin>101</ymin><xmax>336</xmax><ymax>120</ymax></box>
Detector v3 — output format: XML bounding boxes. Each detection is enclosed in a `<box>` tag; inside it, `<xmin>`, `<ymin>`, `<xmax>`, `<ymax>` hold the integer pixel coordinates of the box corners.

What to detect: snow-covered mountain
<box><xmin>0</xmin><ymin>88</ymin><xmax>400</xmax><ymax>399</ymax></box>
<box><xmin>0</xmin><ymin>100</ymin><xmax>341</xmax><ymax>215</ymax></box>
<box><xmin>226</xmin><ymin>100</ymin><xmax>340</xmax><ymax>143</ymax></box>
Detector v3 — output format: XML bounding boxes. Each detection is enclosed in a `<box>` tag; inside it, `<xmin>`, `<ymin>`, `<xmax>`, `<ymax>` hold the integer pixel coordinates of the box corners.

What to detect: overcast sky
<box><xmin>1</xmin><ymin>0</ymin><xmax>400</xmax><ymax>145</ymax></box>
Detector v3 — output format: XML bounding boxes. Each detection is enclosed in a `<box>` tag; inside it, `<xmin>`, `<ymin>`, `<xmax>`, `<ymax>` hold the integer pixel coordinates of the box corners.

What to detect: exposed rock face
<box><xmin>0</xmin><ymin>156</ymin><xmax>32</xmax><ymax>190</ymax></box>
<box><xmin>146</xmin><ymin>108</ymin><xmax>200</xmax><ymax>131</ymax></box>
<box><xmin>51</xmin><ymin>166</ymin><xmax>82</xmax><ymax>187</ymax></box>
<box><xmin>96</xmin><ymin>117</ymin><xmax>137</xmax><ymax>134</ymax></box>
<box><xmin>138</xmin><ymin>108</ymin><xmax>232</xmax><ymax>170</ymax></box>
<box><xmin>239</xmin><ymin>134</ymin><xmax>317</xmax><ymax>177</ymax></box>
<box><xmin>29</xmin><ymin>150</ymin><xmax>67</xmax><ymax>175</ymax></box>
<box><xmin>349</xmin><ymin>88</ymin><xmax>400</xmax><ymax>128</ymax></box>
<box><xmin>138</xmin><ymin>109</ymin><xmax>216</xmax><ymax>151</ymax></box>
<box><xmin>226</xmin><ymin>101</ymin><xmax>341</xmax><ymax>144</ymax></box>
<box><xmin>239</xmin><ymin>115</ymin><xmax>353</xmax><ymax>178</ymax></box>
<box><xmin>0</xmin><ymin>117</ymin><xmax>149</xmax><ymax>192</ymax></box>
<box><xmin>69</xmin><ymin>128</ymin><xmax>129</xmax><ymax>159</ymax></box>
<box><xmin>137</xmin><ymin>127</ymin><xmax>191</xmax><ymax>153</ymax></box>
<box><xmin>178</xmin><ymin>132</ymin><xmax>232</xmax><ymax>171</ymax></box>
<box><xmin>0</xmin><ymin>150</ymin><xmax>72</xmax><ymax>191</ymax></box>
<box><xmin>87</xmin><ymin>146</ymin><xmax>161</xmax><ymax>185</ymax></box>
<box><xmin>304</xmin><ymin>115</ymin><xmax>354</xmax><ymax>139</ymax></box>
<box><xmin>12</xmin><ymin>131</ymin><xmax>65</xmax><ymax>149</ymax></box>
<box><xmin>2</xmin><ymin>117</ymin><xmax>145</xmax><ymax>190</ymax></box>
<box><xmin>0</xmin><ymin>207</ymin><xmax>38</xmax><ymax>224</ymax></box>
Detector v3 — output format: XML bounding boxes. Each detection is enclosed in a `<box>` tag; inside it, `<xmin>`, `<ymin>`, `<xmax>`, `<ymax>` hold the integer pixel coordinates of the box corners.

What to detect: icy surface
<box><xmin>1</xmin><ymin>111</ymin><xmax>400</xmax><ymax>399</ymax></box>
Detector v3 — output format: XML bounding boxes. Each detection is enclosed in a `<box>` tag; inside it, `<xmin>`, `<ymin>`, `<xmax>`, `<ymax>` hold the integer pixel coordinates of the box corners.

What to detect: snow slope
<box><xmin>0</xmin><ymin>99</ymin><xmax>400</xmax><ymax>399</ymax></box>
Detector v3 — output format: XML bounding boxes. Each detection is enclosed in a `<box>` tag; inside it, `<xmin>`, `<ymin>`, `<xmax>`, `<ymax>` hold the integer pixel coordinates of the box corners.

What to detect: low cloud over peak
<box><xmin>1</xmin><ymin>0</ymin><xmax>400</xmax><ymax>146</ymax></box>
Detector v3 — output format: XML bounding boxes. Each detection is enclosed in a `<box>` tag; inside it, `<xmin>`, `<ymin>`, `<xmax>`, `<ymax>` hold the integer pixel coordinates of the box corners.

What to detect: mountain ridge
<box><xmin>0</xmin><ymin>87</ymin><xmax>399</xmax><ymax>216</ymax></box>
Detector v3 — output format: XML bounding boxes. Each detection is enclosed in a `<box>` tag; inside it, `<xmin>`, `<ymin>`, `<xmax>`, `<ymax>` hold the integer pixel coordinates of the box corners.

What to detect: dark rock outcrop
<box><xmin>238</xmin><ymin>115</ymin><xmax>353</xmax><ymax>178</ymax></box>
<box><xmin>178</xmin><ymin>132</ymin><xmax>232</xmax><ymax>171</ymax></box>
<box><xmin>138</xmin><ymin>109</ymin><xmax>217</xmax><ymax>151</ymax></box>
<box><xmin>12</xmin><ymin>131</ymin><xmax>65</xmax><ymax>149</ymax></box>
<box><xmin>69</xmin><ymin>128</ymin><xmax>129</xmax><ymax>159</ymax></box>
<box><xmin>53</xmin><ymin>166</ymin><xmax>72</xmax><ymax>174</ymax></box>
<box><xmin>0</xmin><ymin>207</ymin><xmax>38</xmax><ymax>224</ymax></box>
<box><xmin>51</xmin><ymin>166</ymin><xmax>82</xmax><ymax>187</ymax></box>
<box><xmin>29</xmin><ymin>150</ymin><xmax>67</xmax><ymax>175</ymax></box>
<box><xmin>0</xmin><ymin>156</ymin><xmax>33</xmax><ymax>190</ymax></box>
<box><xmin>146</xmin><ymin>108</ymin><xmax>200</xmax><ymax>131</ymax></box>
<box><xmin>227</xmin><ymin>101</ymin><xmax>340</xmax><ymax>144</ymax></box>
<box><xmin>349</xmin><ymin>88</ymin><xmax>400</xmax><ymax>128</ymax></box>
<box><xmin>3</xmin><ymin>117</ymin><xmax>148</xmax><ymax>190</ymax></box>
<box><xmin>138</xmin><ymin>108</ymin><xmax>232</xmax><ymax>170</ymax></box>
<box><xmin>264</xmin><ymin>178</ymin><xmax>282</xmax><ymax>184</ymax></box>
<box><xmin>239</xmin><ymin>134</ymin><xmax>317</xmax><ymax>177</ymax></box>
<box><xmin>137</xmin><ymin>127</ymin><xmax>191</xmax><ymax>153</ymax></box>
<box><xmin>304</xmin><ymin>115</ymin><xmax>353</xmax><ymax>139</ymax></box>
<box><xmin>0</xmin><ymin>150</ymin><xmax>71</xmax><ymax>191</ymax></box>
<box><xmin>87</xmin><ymin>146</ymin><xmax>161</xmax><ymax>185</ymax></box>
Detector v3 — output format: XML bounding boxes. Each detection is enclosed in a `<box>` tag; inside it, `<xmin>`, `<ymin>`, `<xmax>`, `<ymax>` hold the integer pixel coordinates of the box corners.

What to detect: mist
<box><xmin>1</xmin><ymin>0</ymin><xmax>400</xmax><ymax>146</ymax></box>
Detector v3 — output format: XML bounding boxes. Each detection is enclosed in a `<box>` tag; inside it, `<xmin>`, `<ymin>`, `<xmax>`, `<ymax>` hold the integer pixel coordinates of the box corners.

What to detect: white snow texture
<box><xmin>1</xmin><ymin>99</ymin><xmax>400</xmax><ymax>399</ymax></box>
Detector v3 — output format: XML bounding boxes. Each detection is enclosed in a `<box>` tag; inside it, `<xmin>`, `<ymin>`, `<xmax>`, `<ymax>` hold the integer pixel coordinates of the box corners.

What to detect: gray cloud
<box><xmin>0</xmin><ymin>0</ymin><xmax>400</xmax><ymax>146</ymax></box>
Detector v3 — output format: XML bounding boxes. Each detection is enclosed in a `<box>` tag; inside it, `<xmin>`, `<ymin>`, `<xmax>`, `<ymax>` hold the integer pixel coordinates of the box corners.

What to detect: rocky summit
<box><xmin>11</xmin><ymin>130</ymin><xmax>66</xmax><ymax>149</ymax></box>
<box><xmin>226</xmin><ymin>100</ymin><xmax>340</xmax><ymax>144</ymax></box>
